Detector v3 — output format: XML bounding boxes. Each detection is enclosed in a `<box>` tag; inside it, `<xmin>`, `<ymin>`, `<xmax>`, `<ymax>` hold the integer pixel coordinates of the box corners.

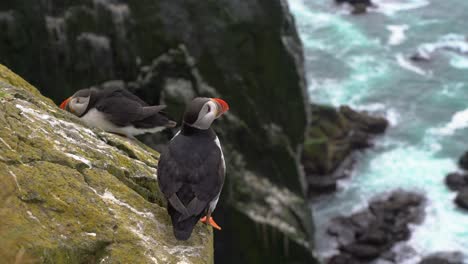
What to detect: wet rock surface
<box><xmin>335</xmin><ymin>0</ymin><xmax>374</xmax><ymax>14</ymax></box>
<box><xmin>445</xmin><ymin>153</ymin><xmax>468</xmax><ymax>211</ymax></box>
<box><xmin>326</xmin><ymin>191</ymin><xmax>426</xmax><ymax>264</ymax></box>
<box><xmin>445</xmin><ymin>172</ymin><xmax>468</xmax><ymax>191</ymax></box>
<box><xmin>419</xmin><ymin>252</ymin><xmax>465</xmax><ymax>264</ymax></box>
<box><xmin>455</xmin><ymin>189</ymin><xmax>468</xmax><ymax>210</ymax></box>
<box><xmin>459</xmin><ymin>152</ymin><xmax>468</xmax><ymax>171</ymax></box>
<box><xmin>303</xmin><ymin>104</ymin><xmax>388</xmax><ymax>197</ymax></box>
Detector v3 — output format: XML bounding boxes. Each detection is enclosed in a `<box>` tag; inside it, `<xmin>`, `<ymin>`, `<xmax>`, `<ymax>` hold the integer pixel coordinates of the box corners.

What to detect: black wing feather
<box><xmin>157</xmin><ymin>132</ymin><xmax>225</xmax><ymax>237</ymax></box>
<box><xmin>95</xmin><ymin>94</ymin><xmax>168</xmax><ymax>127</ymax></box>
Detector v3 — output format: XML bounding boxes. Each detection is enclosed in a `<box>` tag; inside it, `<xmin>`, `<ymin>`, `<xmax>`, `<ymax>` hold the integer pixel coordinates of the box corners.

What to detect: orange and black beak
<box><xmin>59</xmin><ymin>97</ymin><xmax>71</xmax><ymax>110</ymax></box>
<box><xmin>212</xmin><ymin>98</ymin><xmax>229</xmax><ymax>117</ymax></box>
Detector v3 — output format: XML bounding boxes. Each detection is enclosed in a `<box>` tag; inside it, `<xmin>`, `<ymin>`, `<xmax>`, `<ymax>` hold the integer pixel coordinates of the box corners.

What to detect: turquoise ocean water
<box><xmin>289</xmin><ymin>0</ymin><xmax>468</xmax><ymax>262</ymax></box>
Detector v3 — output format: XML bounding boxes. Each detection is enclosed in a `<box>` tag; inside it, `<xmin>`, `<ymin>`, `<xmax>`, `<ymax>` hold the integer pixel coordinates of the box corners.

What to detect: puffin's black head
<box><xmin>183</xmin><ymin>97</ymin><xmax>229</xmax><ymax>129</ymax></box>
<box><xmin>59</xmin><ymin>88</ymin><xmax>95</xmax><ymax>117</ymax></box>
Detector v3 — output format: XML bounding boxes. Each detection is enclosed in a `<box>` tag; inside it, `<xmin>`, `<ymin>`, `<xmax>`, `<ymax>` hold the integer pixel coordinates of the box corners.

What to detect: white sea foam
<box><xmin>396</xmin><ymin>53</ymin><xmax>429</xmax><ymax>76</ymax></box>
<box><xmin>431</xmin><ymin>108</ymin><xmax>468</xmax><ymax>136</ymax></box>
<box><xmin>290</xmin><ymin>0</ymin><xmax>468</xmax><ymax>261</ymax></box>
<box><xmin>414</xmin><ymin>34</ymin><xmax>468</xmax><ymax>61</ymax></box>
<box><xmin>437</xmin><ymin>34</ymin><xmax>468</xmax><ymax>53</ymax></box>
<box><xmin>371</xmin><ymin>0</ymin><xmax>430</xmax><ymax>16</ymax></box>
<box><xmin>385</xmin><ymin>108</ymin><xmax>400</xmax><ymax>126</ymax></box>
<box><xmin>440</xmin><ymin>83</ymin><xmax>464</xmax><ymax>97</ymax></box>
<box><xmin>355</xmin><ymin>103</ymin><xmax>386</xmax><ymax>112</ymax></box>
<box><xmin>290</xmin><ymin>0</ymin><xmax>375</xmax><ymax>53</ymax></box>
<box><xmin>450</xmin><ymin>54</ymin><xmax>468</xmax><ymax>69</ymax></box>
<box><xmin>387</xmin><ymin>25</ymin><xmax>409</xmax><ymax>46</ymax></box>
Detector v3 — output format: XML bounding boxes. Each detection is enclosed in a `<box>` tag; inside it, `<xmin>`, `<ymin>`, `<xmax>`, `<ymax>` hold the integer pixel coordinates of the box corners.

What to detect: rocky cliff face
<box><xmin>0</xmin><ymin>65</ymin><xmax>213</xmax><ymax>263</ymax></box>
<box><xmin>0</xmin><ymin>0</ymin><xmax>316</xmax><ymax>263</ymax></box>
<box><xmin>303</xmin><ymin>104</ymin><xmax>388</xmax><ymax>197</ymax></box>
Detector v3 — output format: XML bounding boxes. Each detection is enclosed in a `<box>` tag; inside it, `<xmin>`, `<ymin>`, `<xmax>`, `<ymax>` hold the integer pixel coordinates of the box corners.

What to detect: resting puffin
<box><xmin>59</xmin><ymin>86</ymin><xmax>176</xmax><ymax>137</ymax></box>
<box><xmin>158</xmin><ymin>97</ymin><xmax>229</xmax><ymax>240</ymax></box>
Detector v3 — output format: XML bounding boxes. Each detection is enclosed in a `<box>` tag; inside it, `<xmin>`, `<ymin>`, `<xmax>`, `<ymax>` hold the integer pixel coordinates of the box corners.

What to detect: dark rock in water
<box><xmin>455</xmin><ymin>188</ymin><xmax>468</xmax><ymax>210</ymax></box>
<box><xmin>327</xmin><ymin>190</ymin><xmax>426</xmax><ymax>263</ymax></box>
<box><xmin>445</xmin><ymin>172</ymin><xmax>468</xmax><ymax>191</ymax></box>
<box><xmin>341</xmin><ymin>243</ymin><xmax>382</xmax><ymax>259</ymax></box>
<box><xmin>335</xmin><ymin>0</ymin><xmax>373</xmax><ymax>6</ymax></box>
<box><xmin>335</xmin><ymin>0</ymin><xmax>374</xmax><ymax>14</ymax></box>
<box><xmin>410</xmin><ymin>52</ymin><xmax>432</xmax><ymax>62</ymax></box>
<box><xmin>419</xmin><ymin>251</ymin><xmax>465</xmax><ymax>264</ymax></box>
<box><xmin>340</xmin><ymin>106</ymin><xmax>389</xmax><ymax>134</ymax></box>
<box><xmin>446</xmin><ymin>152</ymin><xmax>468</xmax><ymax>211</ymax></box>
<box><xmin>329</xmin><ymin>254</ymin><xmax>360</xmax><ymax>264</ymax></box>
<box><xmin>328</xmin><ymin>218</ymin><xmax>356</xmax><ymax>246</ymax></box>
<box><xmin>303</xmin><ymin>104</ymin><xmax>388</xmax><ymax>197</ymax></box>
<box><xmin>357</xmin><ymin>228</ymin><xmax>388</xmax><ymax>245</ymax></box>
<box><xmin>352</xmin><ymin>3</ymin><xmax>369</xmax><ymax>14</ymax></box>
<box><xmin>459</xmin><ymin>152</ymin><xmax>468</xmax><ymax>170</ymax></box>
<box><xmin>349</xmin><ymin>130</ymin><xmax>373</xmax><ymax>149</ymax></box>
<box><xmin>307</xmin><ymin>175</ymin><xmax>338</xmax><ymax>194</ymax></box>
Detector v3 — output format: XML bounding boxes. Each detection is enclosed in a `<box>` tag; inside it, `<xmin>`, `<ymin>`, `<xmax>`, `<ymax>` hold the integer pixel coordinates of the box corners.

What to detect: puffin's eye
<box><xmin>206</xmin><ymin>105</ymin><xmax>211</xmax><ymax>112</ymax></box>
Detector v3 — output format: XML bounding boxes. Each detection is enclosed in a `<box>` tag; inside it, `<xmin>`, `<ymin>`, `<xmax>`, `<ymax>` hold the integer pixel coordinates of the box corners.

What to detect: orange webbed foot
<box><xmin>200</xmin><ymin>216</ymin><xmax>222</xmax><ymax>230</ymax></box>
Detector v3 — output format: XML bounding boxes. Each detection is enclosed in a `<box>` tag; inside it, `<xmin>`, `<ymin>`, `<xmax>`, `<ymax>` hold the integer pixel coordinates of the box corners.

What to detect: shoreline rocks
<box><xmin>303</xmin><ymin>104</ymin><xmax>388</xmax><ymax>197</ymax></box>
<box><xmin>335</xmin><ymin>0</ymin><xmax>374</xmax><ymax>14</ymax></box>
<box><xmin>459</xmin><ymin>152</ymin><xmax>468</xmax><ymax>170</ymax></box>
<box><xmin>326</xmin><ymin>191</ymin><xmax>426</xmax><ymax>264</ymax></box>
<box><xmin>455</xmin><ymin>190</ymin><xmax>468</xmax><ymax>210</ymax></box>
<box><xmin>445</xmin><ymin>152</ymin><xmax>468</xmax><ymax>210</ymax></box>
<box><xmin>419</xmin><ymin>252</ymin><xmax>465</xmax><ymax>264</ymax></box>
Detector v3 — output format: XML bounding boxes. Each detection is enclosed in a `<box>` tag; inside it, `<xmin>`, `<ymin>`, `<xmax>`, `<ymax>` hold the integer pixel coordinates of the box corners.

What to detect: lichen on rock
<box><xmin>0</xmin><ymin>64</ymin><xmax>213</xmax><ymax>264</ymax></box>
<box><xmin>0</xmin><ymin>0</ymin><xmax>317</xmax><ymax>262</ymax></box>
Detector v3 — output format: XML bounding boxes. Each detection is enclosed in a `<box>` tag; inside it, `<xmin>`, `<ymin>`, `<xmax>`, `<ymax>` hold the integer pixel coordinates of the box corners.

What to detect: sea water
<box><xmin>289</xmin><ymin>0</ymin><xmax>468</xmax><ymax>262</ymax></box>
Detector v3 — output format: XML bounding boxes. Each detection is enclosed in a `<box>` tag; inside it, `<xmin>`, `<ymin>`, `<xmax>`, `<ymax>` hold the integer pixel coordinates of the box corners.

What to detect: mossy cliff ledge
<box><xmin>0</xmin><ymin>65</ymin><xmax>213</xmax><ymax>263</ymax></box>
<box><xmin>0</xmin><ymin>0</ymin><xmax>315</xmax><ymax>262</ymax></box>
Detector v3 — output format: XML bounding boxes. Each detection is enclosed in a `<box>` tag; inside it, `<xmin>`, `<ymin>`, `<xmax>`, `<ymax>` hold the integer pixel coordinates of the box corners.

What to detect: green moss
<box><xmin>0</xmin><ymin>64</ymin><xmax>213</xmax><ymax>263</ymax></box>
<box><xmin>0</xmin><ymin>64</ymin><xmax>42</xmax><ymax>98</ymax></box>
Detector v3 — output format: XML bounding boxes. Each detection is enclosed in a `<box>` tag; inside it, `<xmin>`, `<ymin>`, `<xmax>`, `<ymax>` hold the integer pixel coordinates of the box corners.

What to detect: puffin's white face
<box><xmin>60</xmin><ymin>89</ymin><xmax>92</xmax><ymax>117</ymax></box>
<box><xmin>191</xmin><ymin>100</ymin><xmax>221</xmax><ymax>130</ymax></box>
<box><xmin>183</xmin><ymin>98</ymin><xmax>229</xmax><ymax>130</ymax></box>
<box><xmin>68</xmin><ymin>96</ymin><xmax>90</xmax><ymax>117</ymax></box>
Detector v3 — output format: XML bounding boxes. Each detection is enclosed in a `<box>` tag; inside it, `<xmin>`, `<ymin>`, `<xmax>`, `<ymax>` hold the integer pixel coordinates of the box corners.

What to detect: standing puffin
<box><xmin>158</xmin><ymin>97</ymin><xmax>229</xmax><ymax>240</ymax></box>
<box><xmin>59</xmin><ymin>86</ymin><xmax>176</xmax><ymax>137</ymax></box>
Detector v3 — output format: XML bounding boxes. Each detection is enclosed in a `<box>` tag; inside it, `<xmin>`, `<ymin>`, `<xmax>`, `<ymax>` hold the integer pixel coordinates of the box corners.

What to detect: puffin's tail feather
<box><xmin>168</xmin><ymin>205</ymin><xmax>200</xmax><ymax>241</ymax></box>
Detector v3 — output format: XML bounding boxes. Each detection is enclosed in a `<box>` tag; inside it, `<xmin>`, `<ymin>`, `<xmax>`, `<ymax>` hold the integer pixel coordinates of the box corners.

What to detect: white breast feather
<box><xmin>80</xmin><ymin>109</ymin><xmax>165</xmax><ymax>137</ymax></box>
<box><xmin>209</xmin><ymin>136</ymin><xmax>225</xmax><ymax>213</ymax></box>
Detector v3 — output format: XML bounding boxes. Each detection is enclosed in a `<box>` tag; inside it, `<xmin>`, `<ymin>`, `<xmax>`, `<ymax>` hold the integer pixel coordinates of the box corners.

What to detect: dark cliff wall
<box><xmin>0</xmin><ymin>0</ymin><xmax>316</xmax><ymax>262</ymax></box>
